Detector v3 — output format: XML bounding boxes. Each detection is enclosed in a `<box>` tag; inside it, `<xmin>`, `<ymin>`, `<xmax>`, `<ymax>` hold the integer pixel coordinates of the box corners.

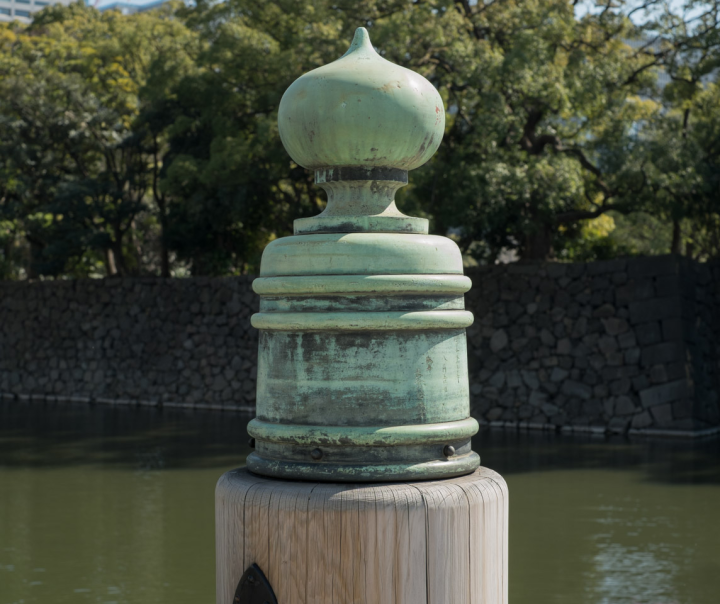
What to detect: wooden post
<box><xmin>216</xmin><ymin>27</ymin><xmax>508</xmax><ymax>604</ymax></box>
<box><xmin>216</xmin><ymin>468</ymin><xmax>508</xmax><ymax>604</ymax></box>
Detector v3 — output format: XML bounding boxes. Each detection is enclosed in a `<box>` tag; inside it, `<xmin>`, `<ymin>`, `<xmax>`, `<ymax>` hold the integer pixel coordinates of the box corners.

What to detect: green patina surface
<box><xmin>258</xmin><ymin>232</ymin><xmax>464</xmax><ymax>276</ymax></box>
<box><xmin>247</xmin><ymin>27</ymin><xmax>480</xmax><ymax>481</ymax></box>
<box><xmin>251</xmin><ymin>310</ymin><xmax>474</xmax><ymax>331</ymax></box>
<box><xmin>255</xmin><ymin>329</ymin><xmax>470</xmax><ymax>425</ymax></box>
<box><xmin>253</xmin><ymin>274</ymin><xmax>472</xmax><ymax>295</ymax></box>
<box><xmin>277</xmin><ymin>27</ymin><xmax>444</xmax><ymax>173</ymax></box>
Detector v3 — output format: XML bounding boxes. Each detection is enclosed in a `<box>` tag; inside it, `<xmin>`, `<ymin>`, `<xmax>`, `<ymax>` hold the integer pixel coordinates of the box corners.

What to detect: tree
<box><xmin>2</xmin><ymin>0</ymin><xmax>719</xmax><ymax>277</ymax></box>
<box><xmin>634</xmin><ymin>0</ymin><xmax>720</xmax><ymax>259</ymax></box>
<box><xmin>347</xmin><ymin>0</ymin><xmax>666</xmax><ymax>260</ymax></box>
<box><xmin>151</xmin><ymin>0</ymin><xmax>659</xmax><ymax>266</ymax></box>
<box><xmin>153</xmin><ymin>0</ymin><xmax>357</xmax><ymax>274</ymax></box>
<box><xmin>0</xmin><ymin>2</ymin><xmax>199</xmax><ymax>277</ymax></box>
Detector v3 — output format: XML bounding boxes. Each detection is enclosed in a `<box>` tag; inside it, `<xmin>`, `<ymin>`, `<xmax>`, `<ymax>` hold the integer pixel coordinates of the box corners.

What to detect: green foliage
<box><xmin>628</xmin><ymin>1</ymin><xmax>720</xmax><ymax>260</ymax></box>
<box><xmin>554</xmin><ymin>213</ymin><xmax>632</xmax><ymax>262</ymax></box>
<box><xmin>0</xmin><ymin>0</ymin><xmax>719</xmax><ymax>279</ymax></box>
<box><xmin>0</xmin><ymin>1</ymin><xmax>198</xmax><ymax>277</ymax></box>
<box><xmin>374</xmin><ymin>0</ymin><xmax>663</xmax><ymax>261</ymax></box>
<box><xmin>155</xmin><ymin>0</ymin><xmax>359</xmax><ymax>274</ymax></box>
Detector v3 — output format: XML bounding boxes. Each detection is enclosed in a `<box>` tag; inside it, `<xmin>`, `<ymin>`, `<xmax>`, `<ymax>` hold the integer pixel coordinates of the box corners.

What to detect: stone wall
<box><xmin>465</xmin><ymin>255</ymin><xmax>720</xmax><ymax>435</ymax></box>
<box><xmin>0</xmin><ymin>277</ymin><xmax>259</xmax><ymax>410</ymax></box>
<box><xmin>1</xmin><ymin>255</ymin><xmax>718</xmax><ymax>434</ymax></box>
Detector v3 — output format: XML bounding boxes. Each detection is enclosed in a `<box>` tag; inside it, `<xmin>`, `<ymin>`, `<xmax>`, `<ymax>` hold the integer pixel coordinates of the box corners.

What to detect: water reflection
<box><xmin>590</xmin><ymin>542</ymin><xmax>680</xmax><ymax>604</ymax></box>
<box><xmin>0</xmin><ymin>401</ymin><xmax>719</xmax><ymax>604</ymax></box>
<box><xmin>586</xmin><ymin>496</ymin><xmax>690</xmax><ymax>604</ymax></box>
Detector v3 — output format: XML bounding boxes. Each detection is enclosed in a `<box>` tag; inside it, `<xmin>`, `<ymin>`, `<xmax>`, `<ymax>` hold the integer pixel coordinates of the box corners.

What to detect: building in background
<box><xmin>0</xmin><ymin>0</ymin><xmax>167</xmax><ymax>22</ymax></box>
<box><xmin>0</xmin><ymin>0</ymin><xmax>72</xmax><ymax>22</ymax></box>
<box><xmin>90</xmin><ymin>0</ymin><xmax>167</xmax><ymax>15</ymax></box>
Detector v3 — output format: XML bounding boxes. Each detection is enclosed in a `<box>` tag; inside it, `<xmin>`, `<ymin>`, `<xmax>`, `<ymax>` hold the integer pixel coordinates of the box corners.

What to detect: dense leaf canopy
<box><xmin>0</xmin><ymin>0</ymin><xmax>719</xmax><ymax>278</ymax></box>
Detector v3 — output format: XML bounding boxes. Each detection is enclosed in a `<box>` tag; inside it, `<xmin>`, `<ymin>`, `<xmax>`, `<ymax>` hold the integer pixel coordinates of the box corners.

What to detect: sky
<box><xmin>574</xmin><ymin>0</ymin><xmax>706</xmax><ymax>25</ymax></box>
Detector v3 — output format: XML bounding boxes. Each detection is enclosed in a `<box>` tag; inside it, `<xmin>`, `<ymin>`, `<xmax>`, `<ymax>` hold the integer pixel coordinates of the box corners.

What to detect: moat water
<box><xmin>1</xmin><ymin>401</ymin><xmax>719</xmax><ymax>604</ymax></box>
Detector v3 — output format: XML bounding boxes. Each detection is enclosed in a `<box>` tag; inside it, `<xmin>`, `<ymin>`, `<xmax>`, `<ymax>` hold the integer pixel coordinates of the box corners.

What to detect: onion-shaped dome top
<box><xmin>278</xmin><ymin>27</ymin><xmax>445</xmax><ymax>172</ymax></box>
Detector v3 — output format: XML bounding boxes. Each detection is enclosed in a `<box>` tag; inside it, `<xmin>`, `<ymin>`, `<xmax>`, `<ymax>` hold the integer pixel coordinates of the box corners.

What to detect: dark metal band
<box><xmin>315</xmin><ymin>166</ymin><xmax>408</xmax><ymax>184</ymax></box>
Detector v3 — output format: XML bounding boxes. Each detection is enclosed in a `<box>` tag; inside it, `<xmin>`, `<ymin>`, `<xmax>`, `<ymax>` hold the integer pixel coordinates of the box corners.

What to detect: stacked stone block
<box><xmin>679</xmin><ymin>257</ymin><xmax>720</xmax><ymax>430</ymax></box>
<box><xmin>1</xmin><ymin>256</ymin><xmax>718</xmax><ymax>433</ymax></box>
<box><xmin>465</xmin><ymin>255</ymin><xmax>720</xmax><ymax>434</ymax></box>
<box><xmin>0</xmin><ymin>277</ymin><xmax>258</xmax><ymax>409</ymax></box>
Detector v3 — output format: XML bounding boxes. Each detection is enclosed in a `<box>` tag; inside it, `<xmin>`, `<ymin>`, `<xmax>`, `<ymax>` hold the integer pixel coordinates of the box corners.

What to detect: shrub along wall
<box><xmin>1</xmin><ymin>255</ymin><xmax>718</xmax><ymax>434</ymax></box>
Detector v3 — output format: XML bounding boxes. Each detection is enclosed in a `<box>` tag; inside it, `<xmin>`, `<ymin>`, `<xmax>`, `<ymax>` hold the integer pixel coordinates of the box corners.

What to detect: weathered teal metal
<box><xmin>246</xmin><ymin>27</ymin><xmax>480</xmax><ymax>481</ymax></box>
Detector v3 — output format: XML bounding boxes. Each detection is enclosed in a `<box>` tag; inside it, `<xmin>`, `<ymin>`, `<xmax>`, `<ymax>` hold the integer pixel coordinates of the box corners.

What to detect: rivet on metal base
<box><xmin>443</xmin><ymin>445</ymin><xmax>456</xmax><ymax>458</ymax></box>
<box><xmin>310</xmin><ymin>448</ymin><xmax>323</xmax><ymax>461</ymax></box>
<box><xmin>232</xmin><ymin>563</ymin><xmax>277</xmax><ymax>604</ymax></box>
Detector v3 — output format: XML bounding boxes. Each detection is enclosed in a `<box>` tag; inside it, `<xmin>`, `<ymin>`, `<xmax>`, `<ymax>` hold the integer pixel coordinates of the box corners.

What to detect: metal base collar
<box><xmin>246</xmin><ymin>450</ymin><xmax>481</xmax><ymax>482</ymax></box>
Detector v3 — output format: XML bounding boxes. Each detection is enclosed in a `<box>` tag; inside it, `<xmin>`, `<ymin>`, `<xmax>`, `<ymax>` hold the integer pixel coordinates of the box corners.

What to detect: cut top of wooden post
<box><xmin>216</xmin><ymin>467</ymin><xmax>508</xmax><ymax>604</ymax></box>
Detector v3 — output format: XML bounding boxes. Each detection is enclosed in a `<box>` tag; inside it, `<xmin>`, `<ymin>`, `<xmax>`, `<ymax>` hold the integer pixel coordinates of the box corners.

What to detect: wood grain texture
<box><xmin>216</xmin><ymin>467</ymin><xmax>508</xmax><ymax>604</ymax></box>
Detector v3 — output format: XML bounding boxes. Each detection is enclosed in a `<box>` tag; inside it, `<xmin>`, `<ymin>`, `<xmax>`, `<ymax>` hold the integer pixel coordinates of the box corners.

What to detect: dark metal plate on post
<box><xmin>233</xmin><ymin>563</ymin><xmax>278</xmax><ymax>604</ymax></box>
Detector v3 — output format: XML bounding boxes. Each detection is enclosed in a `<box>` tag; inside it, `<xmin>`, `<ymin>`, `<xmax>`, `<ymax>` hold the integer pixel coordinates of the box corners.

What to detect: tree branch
<box><xmin>555</xmin><ymin>203</ymin><xmax>623</xmax><ymax>224</ymax></box>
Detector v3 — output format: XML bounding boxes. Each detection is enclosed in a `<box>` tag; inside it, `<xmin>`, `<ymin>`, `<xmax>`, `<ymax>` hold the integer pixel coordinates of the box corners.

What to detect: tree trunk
<box><xmin>105</xmin><ymin>248</ymin><xmax>118</xmax><ymax>276</ymax></box>
<box><xmin>158</xmin><ymin>206</ymin><xmax>170</xmax><ymax>278</ymax></box>
<box><xmin>25</xmin><ymin>235</ymin><xmax>44</xmax><ymax>280</ymax></box>
<box><xmin>671</xmin><ymin>218</ymin><xmax>681</xmax><ymax>255</ymax></box>
<box><xmin>191</xmin><ymin>254</ymin><xmax>210</xmax><ymax>276</ymax></box>
<box><xmin>128</xmin><ymin>220</ymin><xmax>142</xmax><ymax>276</ymax></box>
<box><xmin>1</xmin><ymin>237</ymin><xmax>12</xmax><ymax>278</ymax></box>
<box><xmin>520</xmin><ymin>225</ymin><xmax>553</xmax><ymax>260</ymax></box>
<box><xmin>685</xmin><ymin>241</ymin><xmax>695</xmax><ymax>259</ymax></box>
<box><xmin>110</xmin><ymin>230</ymin><xmax>128</xmax><ymax>276</ymax></box>
<box><xmin>160</xmin><ymin>241</ymin><xmax>170</xmax><ymax>278</ymax></box>
<box><xmin>152</xmin><ymin>137</ymin><xmax>170</xmax><ymax>278</ymax></box>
